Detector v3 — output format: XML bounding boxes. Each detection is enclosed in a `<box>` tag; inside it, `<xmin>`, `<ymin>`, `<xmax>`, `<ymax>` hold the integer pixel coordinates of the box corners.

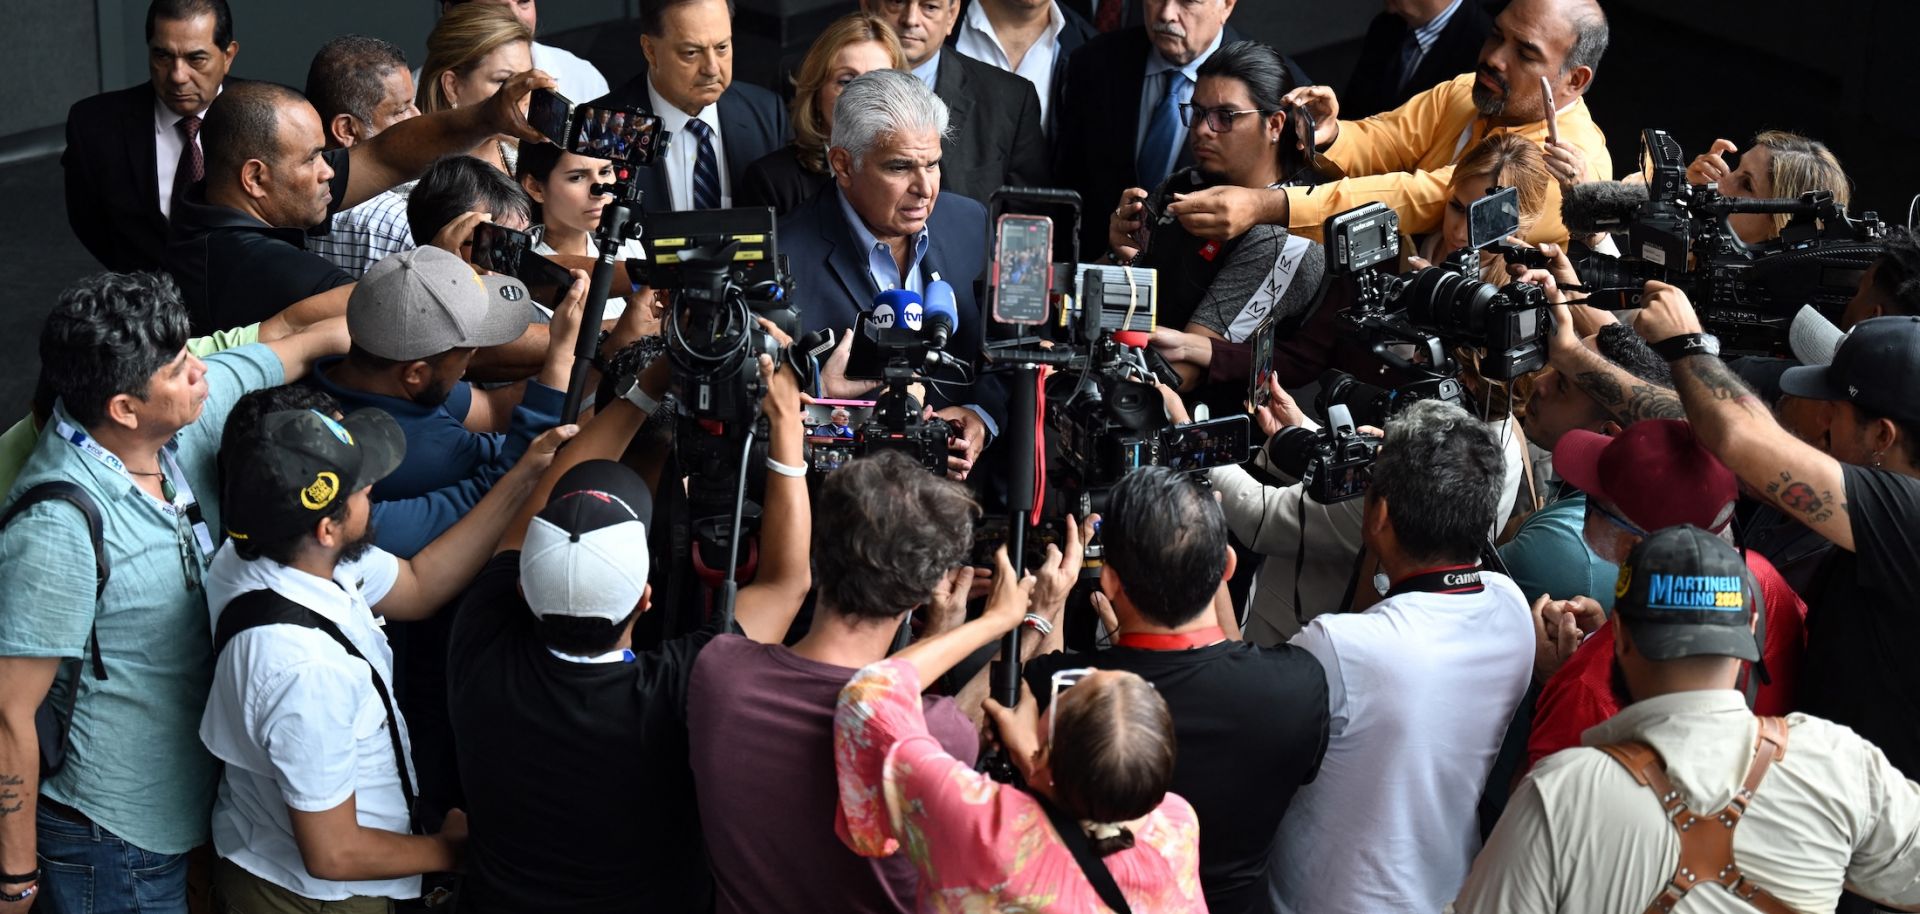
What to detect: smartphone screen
<box><xmin>992</xmin><ymin>214</ymin><xmax>1052</xmax><ymax>325</ymax></box>
<box><xmin>1467</xmin><ymin>186</ymin><xmax>1522</xmax><ymax>250</ymax></box>
<box><xmin>569</xmin><ymin>103</ymin><xmax>664</xmax><ymax>167</ymax></box>
<box><xmin>528</xmin><ymin>88</ymin><xmax>574</xmax><ymax>148</ymax></box>
<box><xmin>1158</xmin><ymin>415</ymin><xmax>1251</xmax><ymax>473</ymax></box>
<box><xmin>470</xmin><ymin>222</ymin><xmax>573</xmax><ymax>301</ymax></box>
<box><xmin>1249</xmin><ymin>314</ymin><xmax>1277</xmax><ymax>409</ymax></box>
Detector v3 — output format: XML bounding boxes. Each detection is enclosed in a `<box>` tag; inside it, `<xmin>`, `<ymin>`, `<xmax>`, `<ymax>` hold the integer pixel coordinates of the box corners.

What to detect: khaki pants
<box><xmin>210</xmin><ymin>858</ymin><xmax>394</xmax><ymax>914</ymax></box>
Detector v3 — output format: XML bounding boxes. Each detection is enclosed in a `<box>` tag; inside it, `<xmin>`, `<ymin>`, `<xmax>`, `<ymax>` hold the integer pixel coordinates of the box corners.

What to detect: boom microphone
<box><xmin>923</xmin><ymin>280</ymin><xmax>959</xmax><ymax>351</ymax></box>
<box><xmin>1561</xmin><ymin>180</ymin><xmax>1649</xmax><ymax>236</ymax></box>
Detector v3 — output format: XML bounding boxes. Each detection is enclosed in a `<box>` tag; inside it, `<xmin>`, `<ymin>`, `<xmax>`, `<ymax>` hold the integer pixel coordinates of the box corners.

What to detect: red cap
<box><xmin>1552</xmin><ymin>420</ymin><xmax>1737</xmax><ymax>533</ymax></box>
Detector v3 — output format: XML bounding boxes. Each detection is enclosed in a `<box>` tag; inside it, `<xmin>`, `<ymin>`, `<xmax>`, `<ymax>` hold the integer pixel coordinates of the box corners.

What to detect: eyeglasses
<box><xmin>1048</xmin><ymin>668</ymin><xmax>1096</xmax><ymax>746</ymax></box>
<box><xmin>1179</xmin><ymin>104</ymin><xmax>1268</xmax><ymax>132</ymax></box>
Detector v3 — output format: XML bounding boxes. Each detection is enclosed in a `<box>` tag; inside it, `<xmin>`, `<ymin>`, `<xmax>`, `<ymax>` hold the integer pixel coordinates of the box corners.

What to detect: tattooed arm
<box><xmin>1638</xmin><ymin>281</ymin><xmax>1856</xmax><ymax>550</ymax></box>
<box><xmin>0</xmin><ymin>657</ymin><xmax>57</xmax><ymax>908</ymax></box>
<box><xmin>1522</xmin><ymin>270</ymin><xmax>1687</xmax><ymax>425</ymax></box>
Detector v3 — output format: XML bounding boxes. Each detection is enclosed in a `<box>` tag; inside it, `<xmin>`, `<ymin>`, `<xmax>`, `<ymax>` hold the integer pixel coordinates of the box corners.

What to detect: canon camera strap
<box><xmin>1384</xmin><ymin>563</ymin><xmax>1486</xmax><ymax>600</ymax></box>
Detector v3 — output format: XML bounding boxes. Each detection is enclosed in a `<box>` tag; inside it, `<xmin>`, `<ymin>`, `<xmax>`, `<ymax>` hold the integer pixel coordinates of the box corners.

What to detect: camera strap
<box><xmin>1115</xmin><ymin>627</ymin><xmax>1224</xmax><ymax>651</ymax></box>
<box><xmin>1384</xmin><ymin>563</ymin><xmax>1486</xmax><ymax>599</ymax></box>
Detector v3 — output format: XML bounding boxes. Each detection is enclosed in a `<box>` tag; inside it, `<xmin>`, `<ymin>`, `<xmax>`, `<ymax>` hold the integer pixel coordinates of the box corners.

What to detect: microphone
<box><xmin>1561</xmin><ymin>180</ymin><xmax>1649</xmax><ymax>236</ymax></box>
<box><xmin>923</xmin><ymin>280</ymin><xmax>959</xmax><ymax>351</ymax></box>
<box><xmin>871</xmin><ymin>289</ymin><xmax>921</xmax><ymax>331</ymax></box>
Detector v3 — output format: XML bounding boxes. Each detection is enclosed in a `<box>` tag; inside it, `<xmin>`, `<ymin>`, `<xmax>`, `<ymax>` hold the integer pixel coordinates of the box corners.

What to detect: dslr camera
<box><xmin>1264</xmin><ymin>403</ymin><xmax>1381</xmax><ymax>504</ymax></box>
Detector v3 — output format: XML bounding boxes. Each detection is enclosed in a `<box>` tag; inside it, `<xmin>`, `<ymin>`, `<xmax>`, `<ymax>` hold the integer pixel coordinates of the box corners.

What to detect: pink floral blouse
<box><xmin>834</xmin><ymin>658</ymin><xmax>1208</xmax><ymax>913</ymax></box>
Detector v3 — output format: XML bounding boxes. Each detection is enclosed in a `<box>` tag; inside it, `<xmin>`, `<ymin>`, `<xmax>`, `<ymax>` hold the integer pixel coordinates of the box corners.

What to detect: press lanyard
<box><xmin>549</xmin><ymin>647</ymin><xmax>637</xmax><ymax>664</ymax></box>
<box><xmin>53</xmin><ymin>416</ymin><xmax>215</xmax><ymax>560</ymax></box>
<box><xmin>1384</xmin><ymin>563</ymin><xmax>1485</xmax><ymax>599</ymax></box>
<box><xmin>1115</xmin><ymin>626</ymin><xmax>1226</xmax><ymax>651</ymax></box>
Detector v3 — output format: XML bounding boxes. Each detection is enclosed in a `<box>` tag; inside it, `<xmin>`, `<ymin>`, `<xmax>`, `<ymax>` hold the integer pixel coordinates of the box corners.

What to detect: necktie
<box><xmin>1137</xmin><ymin>71</ymin><xmax>1187</xmax><ymax>191</ymax></box>
<box><xmin>685</xmin><ymin>118</ymin><xmax>722</xmax><ymax>211</ymax></box>
<box><xmin>172</xmin><ymin>114</ymin><xmax>204</xmax><ymax>209</ymax></box>
<box><xmin>1390</xmin><ymin>31</ymin><xmax>1423</xmax><ymax>93</ymax></box>
<box><xmin>1094</xmin><ymin>0</ymin><xmax>1124</xmax><ymax>32</ymax></box>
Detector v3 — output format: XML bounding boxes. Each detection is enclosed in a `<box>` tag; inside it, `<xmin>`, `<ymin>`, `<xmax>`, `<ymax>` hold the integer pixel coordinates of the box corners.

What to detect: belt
<box><xmin>38</xmin><ymin>797</ymin><xmax>92</xmax><ymax>826</ymax></box>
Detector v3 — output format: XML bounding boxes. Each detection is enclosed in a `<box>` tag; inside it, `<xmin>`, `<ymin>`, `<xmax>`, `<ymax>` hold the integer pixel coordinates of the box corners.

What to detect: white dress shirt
<box><xmin>153</xmin><ymin>88</ymin><xmax>219</xmax><ymax>220</ymax></box>
<box><xmin>647</xmin><ymin>78</ymin><xmax>731</xmax><ymax>211</ymax></box>
<box><xmin>531</xmin><ymin>41</ymin><xmax>609</xmax><ymax>106</ymax></box>
<box><xmin>200</xmin><ymin>542</ymin><xmax>414</xmax><ymax>902</ymax></box>
<box><xmin>954</xmin><ymin>1</ymin><xmax>1067</xmax><ymax>123</ymax></box>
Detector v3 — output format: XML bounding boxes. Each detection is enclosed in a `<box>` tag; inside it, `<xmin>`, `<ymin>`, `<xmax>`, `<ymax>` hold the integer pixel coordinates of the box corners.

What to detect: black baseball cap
<box><xmin>1612</xmin><ymin>525</ymin><xmax>1758</xmax><ymax>663</ymax></box>
<box><xmin>1778</xmin><ymin>315</ymin><xmax>1920</xmax><ymax>424</ymax></box>
<box><xmin>224</xmin><ymin>408</ymin><xmax>406</xmax><ymax>543</ymax></box>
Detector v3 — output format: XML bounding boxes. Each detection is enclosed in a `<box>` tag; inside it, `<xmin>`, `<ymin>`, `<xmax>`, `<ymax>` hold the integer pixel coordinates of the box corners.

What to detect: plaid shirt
<box><xmin>309</xmin><ymin>185</ymin><xmax>414</xmax><ymax>277</ymax></box>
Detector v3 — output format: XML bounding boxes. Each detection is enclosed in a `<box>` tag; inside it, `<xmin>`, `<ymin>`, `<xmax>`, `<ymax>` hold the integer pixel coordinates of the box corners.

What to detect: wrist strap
<box><xmin>621</xmin><ymin>382</ymin><xmax>662</xmax><ymax>416</ymax></box>
<box><xmin>1651</xmin><ymin>332</ymin><xmax>1718</xmax><ymax>361</ymax></box>
<box><xmin>1022</xmin><ymin>613</ymin><xmax>1054</xmax><ymax>635</ymax></box>
<box><xmin>765</xmin><ymin>456</ymin><xmax>807</xmax><ymax>478</ymax></box>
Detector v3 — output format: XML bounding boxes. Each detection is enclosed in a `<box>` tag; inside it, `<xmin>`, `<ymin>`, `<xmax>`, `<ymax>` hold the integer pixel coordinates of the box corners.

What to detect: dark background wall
<box><xmin>0</xmin><ymin>0</ymin><xmax>1911</xmax><ymax>415</ymax></box>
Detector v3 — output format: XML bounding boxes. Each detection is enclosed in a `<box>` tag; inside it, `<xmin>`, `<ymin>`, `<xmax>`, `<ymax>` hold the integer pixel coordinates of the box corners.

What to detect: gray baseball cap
<box><xmin>1788</xmin><ymin>305</ymin><xmax>1843</xmax><ymax>367</ymax></box>
<box><xmin>348</xmin><ymin>247</ymin><xmax>532</xmax><ymax>361</ymax></box>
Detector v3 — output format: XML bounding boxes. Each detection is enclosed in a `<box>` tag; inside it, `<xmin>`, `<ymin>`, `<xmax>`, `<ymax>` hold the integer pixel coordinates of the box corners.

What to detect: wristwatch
<box><xmin>1651</xmin><ymin>331</ymin><xmax>1720</xmax><ymax>361</ymax></box>
<box><xmin>615</xmin><ymin>371</ymin><xmax>662</xmax><ymax>415</ymax></box>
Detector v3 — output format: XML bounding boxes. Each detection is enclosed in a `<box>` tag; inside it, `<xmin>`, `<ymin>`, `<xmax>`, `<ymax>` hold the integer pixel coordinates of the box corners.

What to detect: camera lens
<box><xmin>1264</xmin><ymin>426</ymin><xmax>1321</xmax><ymax>480</ymax></box>
<box><xmin>1403</xmin><ymin>266</ymin><xmax>1499</xmax><ymax>343</ymax></box>
<box><xmin>1315</xmin><ymin>370</ymin><xmax>1391</xmax><ymax>430</ymax></box>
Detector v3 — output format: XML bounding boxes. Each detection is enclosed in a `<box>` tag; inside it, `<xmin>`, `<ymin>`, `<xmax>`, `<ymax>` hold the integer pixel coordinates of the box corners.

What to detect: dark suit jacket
<box><xmin>1343</xmin><ymin>2</ymin><xmax>1493</xmax><ymax>119</ymax></box>
<box><xmin>596</xmin><ymin>74</ymin><xmax>789</xmax><ymax>214</ymax></box>
<box><xmin>1051</xmin><ymin>25</ymin><xmax>1302</xmax><ymax>259</ymax></box>
<box><xmin>737</xmin><ymin>144</ymin><xmax>832</xmax><ymax>217</ymax></box>
<box><xmin>932</xmin><ymin>49</ymin><xmax>1049</xmax><ymax>204</ymax></box>
<box><xmin>63</xmin><ymin>83</ymin><xmax>171</xmax><ymax>273</ymax></box>
<box><xmin>778</xmin><ymin>187</ymin><xmax>1005</xmax><ymax>430</ymax></box>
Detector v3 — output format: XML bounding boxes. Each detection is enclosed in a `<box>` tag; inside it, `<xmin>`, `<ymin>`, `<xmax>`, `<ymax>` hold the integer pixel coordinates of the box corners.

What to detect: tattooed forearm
<box><xmin>1574</xmin><ymin>370</ymin><xmax>1623</xmax><ymax>408</ymax></box>
<box><xmin>1623</xmin><ymin>384</ymin><xmax>1687</xmax><ymax>421</ymax></box>
<box><xmin>1764</xmin><ymin>471</ymin><xmax>1845</xmax><ymax>525</ymax></box>
<box><xmin>1687</xmin><ymin>356</ymin><xmax>1762</xmax><ymax>406</ymax></box>
<box><xmin>0</xmin><ymin>773</ymin><xmax>22</xmax><ymax>818</ymax></box>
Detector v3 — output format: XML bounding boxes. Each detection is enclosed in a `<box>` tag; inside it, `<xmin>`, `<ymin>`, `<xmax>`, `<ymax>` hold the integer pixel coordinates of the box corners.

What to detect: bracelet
<box><xmin>1022</xmin><ymin>613</ymin><xmax>1055</xmax><ymax>636</ymax></box>
<box><xmin>1650</xmin><ymin>331</ymin><xmax>1719</xmax><ymax>361</ymax></box>
<box><xmin>0</xmin><ymin>867</ymin><xmax>37</xmax><ymax>885</ymax></box>
<box><xmin>765</xmin><ymin>456</ymin><xmax>808</xmax><ymax>478</ymax></box>
<box><xmin>0</xmin><ymin>883</ymin><xmax>35</xmax><ymax>904</ymax></box>
<box><xmin>620</xmin><ymin>382</ymin><xmax>662</xmax><ymax>416</ymax></box>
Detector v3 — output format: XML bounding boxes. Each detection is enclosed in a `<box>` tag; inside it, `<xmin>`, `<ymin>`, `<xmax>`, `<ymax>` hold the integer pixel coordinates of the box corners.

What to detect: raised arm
<box><xmin>342</xmin><ymin>70</ymin><xmax>554</xmax><ymax>211</ymax></box>
<box><xmin>734</xmin><ymin>344</ymin><xmax>812</xmax><ymax>643</ymax></box>
<box><xmin>1636</xmin><ymin>281</ymin><xmax>1856</xmax><ymax>550</ymax></box>
<box><xmin>261</xmin><ymin>315</ymin><xmax>351</xmax><ymax>383</ymax></box>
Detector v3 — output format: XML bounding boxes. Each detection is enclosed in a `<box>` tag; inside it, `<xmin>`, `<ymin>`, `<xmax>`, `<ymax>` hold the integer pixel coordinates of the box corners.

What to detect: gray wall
<box><xmin>0</xmin><ymin>2</ymin><xmax>101</xmax><ymax>138</ymax></box>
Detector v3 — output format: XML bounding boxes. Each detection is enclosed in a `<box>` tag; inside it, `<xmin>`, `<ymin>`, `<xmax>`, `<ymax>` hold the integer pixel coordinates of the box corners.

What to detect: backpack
<box><xmin>0</xmin><ymin>481</ymin><xmax>108</xmax><ymax>778</ymax></box>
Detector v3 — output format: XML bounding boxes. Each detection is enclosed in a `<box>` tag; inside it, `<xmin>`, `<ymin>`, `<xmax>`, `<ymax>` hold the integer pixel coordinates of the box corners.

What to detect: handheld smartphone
<box><xmin>1249</xmin><ymin>313</ymin><xmax>1277</xmax><ymax>409</ymax></box>
<box><xmin>1467</xmin><ymin>185</ymin><xmax>1522</xmax><ymax>250</ymax></box>
<box><xmin>991</xmin><ymin>214</ymin><xmax>1053</xmax><ymax>325</ymax></box>
<box><xmin>469</xmin><ymin>222</ymin><xmax>574</xmax><ymax>300</ymax></box>
<box><xmin>1158</xmin><ymin>414</ymin><xmax>1251</xmax><ymax>473</ymax></box>
<box><xmin>1539</xmin><ymin>76</ymin><xmax>1560</xmax><ymax>146</ymax></box>
<box><xmin>529</xmin><ymin>88</ymin><xmax>666</xmax><ymax>167</ymax></box>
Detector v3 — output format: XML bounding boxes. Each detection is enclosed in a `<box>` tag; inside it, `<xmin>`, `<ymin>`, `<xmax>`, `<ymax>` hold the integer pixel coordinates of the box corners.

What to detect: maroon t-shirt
<box><xmin>687</xmin><ymin>634</ymin><xmax>981</xmax><ymax>914</ymax></box>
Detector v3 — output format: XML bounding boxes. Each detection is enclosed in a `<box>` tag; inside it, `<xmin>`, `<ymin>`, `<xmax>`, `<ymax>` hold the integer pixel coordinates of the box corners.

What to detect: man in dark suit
<box><xmin>1343</xmin><ymin>0</ymin><xmax>1494</xmax><ymax>118</ymax></box>
<box><xmin>596</xmin><ymin>0</ymin><xmax>787</xmax><ymax>214</ymax></box>
<box><xmin>63</xmin><ymin>0</ymin><xmax>239</xmax><ymax>273</ymax></box>
<box><xmin>1052</xmin><ymin>0</ymin><xmax>1306</xmax><ymax>259</ymax></box>
<box><xmin>862</xmin><ymin>0</ymin><xmax>1048</xmax><ymax>203</ymax></box>
<box><xmin>781</xmin><ymin>69</ymin><xmax>1002</xmax><ymax>481</ymax></box>
<box><xmin>950</xmin><ymin>0</ymin><xmax>1097</xmax><ymax>134</ymax></box>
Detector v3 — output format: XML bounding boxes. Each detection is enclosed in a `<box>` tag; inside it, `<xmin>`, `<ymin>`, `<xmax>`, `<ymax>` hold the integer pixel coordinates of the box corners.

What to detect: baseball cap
<box><xmin>1553</xmin><ymin>419</ymin><xmax>1737</xmax><ymax>534</ymax></box>
<box><xmin>521</xmin><ymin>460</ymin><xmax>654</xmax><ymax>623</ymax></box>
<box><xmin>1788</xmin><ymin>305</ymin><xmax>1843</xmax><ymax>367</ymax></box>
<box><xmin>1778</xmin><ymin>315</ymin><xmax>1920</xmax><ymax>424</ymax></box>
<box><xmin>1613</xmin><ymin>525</ymin><xmax>1759</xmax><ymax>662</ymax></box>
<box><xmin>224</xmin><ymin>408</ymin><xmax>406</xmax><ymax>543</ymax></box>
<box><xmin>348</xmin><ymin>247</ymin><xmax>532</xmax><ymax>362</ymax></box>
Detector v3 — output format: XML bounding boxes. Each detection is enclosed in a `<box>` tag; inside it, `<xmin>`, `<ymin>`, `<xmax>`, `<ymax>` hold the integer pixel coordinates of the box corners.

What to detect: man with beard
<box><xmin>197</xmin><ymin>400</ymin><xmax>571</xmax><ymax>909</ymax></box>
<box><xmin>1453</xmin><ymin>526</ymin><xmax>1920</xmax><ymax>914</ymax></box>
<box><xmin>1162</xmin><ymin>0</ymin><xmax>1609</xmax><ymax>246</ymax></box>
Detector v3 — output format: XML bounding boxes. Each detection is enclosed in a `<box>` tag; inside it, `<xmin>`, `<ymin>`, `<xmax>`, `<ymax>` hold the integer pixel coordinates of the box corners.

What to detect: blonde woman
<box><xmin>1418</xmin><ymin>133</ymin><xmax>1553</xmax><ymax>274</ymax></box>
<box><xmin>1688</xmin><ymin>130</ymin><xmax>1851</xmax><ymax>244</ymax></box>
<box><xmin>418</xmin><ymin>3</ymin><xmax>535</xmax><ymax>174</ymax></box>
<box><xmin>738</xmin><ymin>13</ymin><xmax>906</xmax><ymax>215</ymax></box>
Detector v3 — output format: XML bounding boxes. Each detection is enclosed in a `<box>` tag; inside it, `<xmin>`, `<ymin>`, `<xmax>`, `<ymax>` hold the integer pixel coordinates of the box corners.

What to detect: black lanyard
<box><xmin>1384</xmin><ymin>563</ymin><xmax>1486</xmax><ymax>599</ymax></box>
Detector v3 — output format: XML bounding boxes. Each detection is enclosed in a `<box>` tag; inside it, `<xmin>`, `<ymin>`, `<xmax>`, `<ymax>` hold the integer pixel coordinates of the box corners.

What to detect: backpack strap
<box><xmin>214</xmin><ymin>589</ymin><xmax>420</xmax><ymax>834</ymax></box>
<box><xmin>1032</xmin><ymin>793</ymin><xmax>1132</xmax><ymax>914</ymax></box>
<box><xmin>1596</xmin><ymin>716</ymin><xmax>1795</xmax><ymax>914</ymax></box>
<box><xmin>2</xmin><ymin>481</ymin><xmax>107</xmax><ymax>680</ymax></box>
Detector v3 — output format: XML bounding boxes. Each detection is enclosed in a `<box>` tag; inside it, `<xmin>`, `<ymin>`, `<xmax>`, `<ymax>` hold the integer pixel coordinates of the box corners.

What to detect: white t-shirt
<box><xmin>199</xmin><ymin>542</ymin><xmax>413</xmax><ymax>902</ymax></box>
<box><xmin>532</xmin><ymin>41</ymin><xmax>609</xmax><ymax>107</ymax></box>
<box><xmin>1269</xmin><ymin>571</ymin><xmax>1534</xmax><ymax>913</ymax></box>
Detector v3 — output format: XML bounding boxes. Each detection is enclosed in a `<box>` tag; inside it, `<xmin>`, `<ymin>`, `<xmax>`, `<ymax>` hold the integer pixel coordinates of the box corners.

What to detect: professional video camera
<box><xmin>1561</xmin><ymin>128</ymin><xmax>1886</xmax><ymax>354</ymax></box>
<box><xmin>1325</xmin><ymin>187</ymin><xmax>1552</xmax><ymax>386</ymax></box>
<box><xmin>830</xmin><ymin>285</ymin><xmax>973</xmax><ymax>475</ymax></box>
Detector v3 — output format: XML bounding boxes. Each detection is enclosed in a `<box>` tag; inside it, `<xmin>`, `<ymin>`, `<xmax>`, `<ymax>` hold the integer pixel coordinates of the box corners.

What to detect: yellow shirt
<box><xmin>1284</xmin><ymin>73</ymin><xmax>1612</xmax><ymax>245</ymax></box>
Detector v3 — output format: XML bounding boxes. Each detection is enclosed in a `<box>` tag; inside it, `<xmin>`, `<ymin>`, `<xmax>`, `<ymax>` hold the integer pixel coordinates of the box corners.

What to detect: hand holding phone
<box><xmin>1539</xmin><ymin>76</ymin><xmax>1560</xmax><ymax>145</ymax></box>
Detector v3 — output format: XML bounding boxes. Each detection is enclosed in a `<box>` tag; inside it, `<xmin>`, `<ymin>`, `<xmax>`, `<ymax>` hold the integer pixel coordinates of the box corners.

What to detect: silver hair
<box><xmin>1368</xmin><ymin>399</ymin><xmax>1506</xmax><ymax>564</ymax></box>
<box><xmin>829</xmin><ymin>68</ymin><xmax>950</xmax><ymax>169</ymax></box>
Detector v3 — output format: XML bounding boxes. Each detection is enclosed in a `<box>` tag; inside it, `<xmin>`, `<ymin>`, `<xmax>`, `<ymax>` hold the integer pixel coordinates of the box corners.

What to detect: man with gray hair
<box><xmin>1267</xmin><ymin>399</ymin><xmax>1533</xmax><ymax>914</ymax></box>
<box><xmin>780</xmin><ymin>68</ymin><xmax>1003</xmax><ymax>482</ymax></box>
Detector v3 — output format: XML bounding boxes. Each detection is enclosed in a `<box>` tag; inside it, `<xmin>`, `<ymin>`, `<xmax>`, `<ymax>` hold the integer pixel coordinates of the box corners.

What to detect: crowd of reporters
<box><xmin>6</xmin><ymin>0</ymin><xmax>1920</xmax><ymax>912</ymax></box>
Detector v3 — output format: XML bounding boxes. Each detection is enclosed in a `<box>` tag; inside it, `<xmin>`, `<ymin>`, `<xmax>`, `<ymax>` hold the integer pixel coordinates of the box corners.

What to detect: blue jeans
<box><xmin>34</xmin><ymin>805</ymin><xmax>188</xmax><ymax>914</ymax></box>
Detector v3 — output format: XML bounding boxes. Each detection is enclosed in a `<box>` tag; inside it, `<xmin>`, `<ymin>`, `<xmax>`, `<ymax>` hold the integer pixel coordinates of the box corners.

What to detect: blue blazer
<box><xmin>779</xmin><ymin>188</ymin><xmax>1005</xmax><ymax>430</ymax></box>
<box><xmin>597</xmin><ymin>74</ymin><xmax>789</xmax><ymax>215</ymax></box>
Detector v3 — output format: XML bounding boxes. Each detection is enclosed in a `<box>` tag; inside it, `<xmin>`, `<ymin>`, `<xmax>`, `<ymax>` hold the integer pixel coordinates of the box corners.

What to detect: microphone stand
<box><xmin>560</xmin><ymin>181</ymin><xmax>642</xmax><ymax>423</ymax></box>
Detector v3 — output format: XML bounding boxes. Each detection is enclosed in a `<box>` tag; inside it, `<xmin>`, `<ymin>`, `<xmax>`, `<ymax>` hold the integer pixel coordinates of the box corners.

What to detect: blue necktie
<box><xmin>1137</xmin><ymin>70</ymin><xmax>1187</xmax><ymax>191</ymax></box>
<box><xmin>686</xmin><ymin>118</ymin><xmax>722</xmax><ymax>211</ymax></box>
<box><xmin>1391</xmin><ymin>32</ymin><xmax>1423</xmax><ymax>93</ymax></box>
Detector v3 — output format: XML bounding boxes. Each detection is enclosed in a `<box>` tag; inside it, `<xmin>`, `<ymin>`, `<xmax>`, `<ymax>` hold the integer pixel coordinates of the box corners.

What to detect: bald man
<box><xmin>1162</xmin><ymin>0</ymin><xmax>1611</xmax><ymax>247</ymax></box>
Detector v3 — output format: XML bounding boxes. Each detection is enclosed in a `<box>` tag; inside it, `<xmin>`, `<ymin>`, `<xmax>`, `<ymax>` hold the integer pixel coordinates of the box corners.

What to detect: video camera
<box><xmin>1561</xmin><ymin>128</ymin><xmax>1886</xmax><ymax>355</ymax></box>
<box><xmin>1325</xmin><ymin>186</ymin><xmax>1552</xmax><ymax>386</ymax></box>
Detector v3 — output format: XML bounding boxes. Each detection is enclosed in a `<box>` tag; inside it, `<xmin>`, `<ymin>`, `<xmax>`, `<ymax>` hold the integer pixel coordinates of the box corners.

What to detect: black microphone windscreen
<box><xmin>1561</xmin><ymin>181</ymin><xmax>1650</xmax><ymax>236</ymax></box>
